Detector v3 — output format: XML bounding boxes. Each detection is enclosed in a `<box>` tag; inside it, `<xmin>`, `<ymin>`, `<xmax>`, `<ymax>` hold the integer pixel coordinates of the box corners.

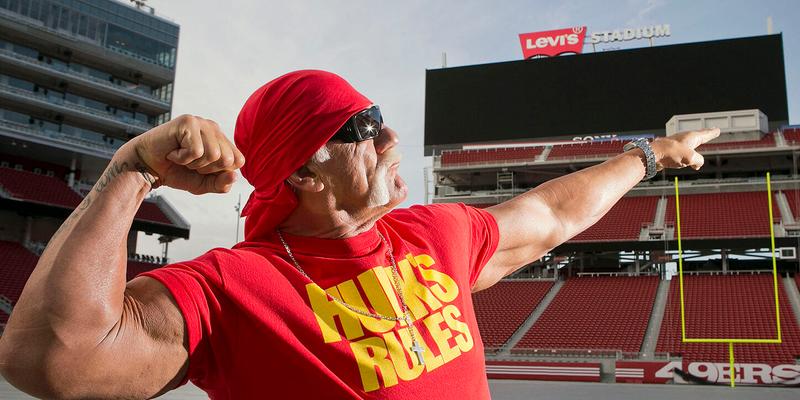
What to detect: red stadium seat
<box><xmin>0</xmin><ymin>167</ymin><xmax>83</xmax><ymax>208</ymax></box>
<box><xmin>569</xmin><ymin>196</ymin><xmax>659</xmax><ymax>242</ymax></box>
<box><xmin>0</xmin><ymin>241</ymin><xmax>39</xmax><ymax>304</ymax></box>
<box><xmin>0</xmin><ymin>167</ymin><xmax>175</xmax><ymax>226</ymax></box>
<box><xmin>664</xmin><ymin>191</ymin><xmax>780</xmax><ymax>238</ymax></box>
<box><xmin>656</xmin><ymin>274</ymin><xmax>800</xmax><ymax>364</ymax></box>
<box><xmin>546</xmin><ymin>134</ymin><xmax>776</xmax><ymax>162</ymax></box>
<box><xmin>0</xmin><ymin>240</ymin><xmax>165</xmax><ymax>315</ymax></box>
<box><xmin>472</xmin><ymin>280</ymin><xmax>553</xmax><ymax>350</ymax></box>
<box><xmin>782</xmin><ymin>128</ymin><xmax>800</xmax><ymax>145</ymax></box>
<box><xmin>696</xmin><ymin>133</ymin><xmax>775</xmax><ymax>151</ymax></box>
<box><xmin>136</xmin><ymin>200</ymin><xmax>174</xmax><ymax>225</ymax></box>
<box><xmin>440</xmin><ymin>146</ymin><xmax>544</xmax><ymax>166</ymax></box>
<box><xmin>514</xmin><ymin>276</ymin><xmax>659</xmax><ymax>352</ymax></box>
<box><xmin>548</xmin><ymin>140</ymin><xmax>624</xmax><ymax>159</ymax></box>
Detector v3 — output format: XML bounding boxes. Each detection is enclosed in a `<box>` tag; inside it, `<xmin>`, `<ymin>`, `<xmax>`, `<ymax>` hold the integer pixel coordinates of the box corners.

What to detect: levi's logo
<box><xmin>527</xmin><ymin>33</ymin><xmax>580</xmax><ymax>48</ymax></box>
<box><xmin>518</xmin><ymin>26</ymin><xmax>586</xmax><ymax>58</ymax></box>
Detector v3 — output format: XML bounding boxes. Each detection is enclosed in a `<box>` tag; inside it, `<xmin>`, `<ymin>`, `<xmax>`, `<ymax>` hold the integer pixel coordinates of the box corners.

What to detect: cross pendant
<box><xmin>410</xmin><ymin>339</ymin><xmax>425</xmax><ymax>366</ymax></box>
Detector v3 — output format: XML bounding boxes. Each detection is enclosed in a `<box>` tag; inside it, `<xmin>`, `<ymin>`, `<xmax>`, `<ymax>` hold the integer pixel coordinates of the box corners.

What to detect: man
<box><xmin>0</xmin><ymin>70</ymin><xmax>717</xmax><ymax>399</ymax></box>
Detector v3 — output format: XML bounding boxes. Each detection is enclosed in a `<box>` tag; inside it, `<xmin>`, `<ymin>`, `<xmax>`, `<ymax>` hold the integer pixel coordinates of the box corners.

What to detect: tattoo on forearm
<box><xmin>95</xmin><ymin>160</ymin><xmax>129</xmax><ymax>193</ymax></box>
<box><xmin>78</xmin><ymin>192</ymin><xmax>93</xmax><ymax>211</ymax></box>
<box><xmin>48</xmin><ymin>160</ymin><xmax>132</xmax><ymax>246</ymax></box>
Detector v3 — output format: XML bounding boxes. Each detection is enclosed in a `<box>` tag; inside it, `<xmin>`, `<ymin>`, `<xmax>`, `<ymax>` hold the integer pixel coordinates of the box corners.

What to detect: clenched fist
<box><xmin>124</xmin><ymin>114</ymin><xmax>245</xmax><ymax>194</ymax></box>
<box><xmin>651</xmin><ymin>128</ymin><xmax>720</xmax><ymax>171</ymax></box>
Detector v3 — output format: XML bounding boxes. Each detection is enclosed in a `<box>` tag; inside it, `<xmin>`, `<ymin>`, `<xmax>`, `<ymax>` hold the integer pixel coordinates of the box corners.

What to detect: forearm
<box><xmin>480</xmin><ymin>130</ymin><xmax>714</xmax><ymax>288</ymax></box>
<box><xmin>525</xmin><ymin>148</ymin><xmax>648</xmax><ymax>241</ymax></box>
<box><xmin>3</xmin><ymin>143</ymin><xmax>154</xmax><ymax>346</ymax></box>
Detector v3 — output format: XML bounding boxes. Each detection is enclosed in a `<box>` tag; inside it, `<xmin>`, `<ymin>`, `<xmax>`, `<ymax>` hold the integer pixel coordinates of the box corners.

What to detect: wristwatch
<box><xmin>623</xmin><ymin>138</ymin><xmax>657</xmax><ymax>180</ymax></box>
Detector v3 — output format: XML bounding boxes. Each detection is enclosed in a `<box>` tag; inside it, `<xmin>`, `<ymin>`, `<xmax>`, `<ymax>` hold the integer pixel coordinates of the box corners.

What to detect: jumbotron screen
<box><xmin>424</xmin><ymin>34</ymin><xmax>788</xmax><ymax>146</ymax></box>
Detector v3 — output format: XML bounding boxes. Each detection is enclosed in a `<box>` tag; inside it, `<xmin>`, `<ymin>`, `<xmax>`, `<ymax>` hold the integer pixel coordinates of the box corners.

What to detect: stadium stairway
<box><xmin>785</xmin><ymin>276</ymin><xmax>800</xmax><ymax>328</ymax></box>
<box><xmin>775</xmin><ymin>129</ymin><xmax>787</xmax><ymax>147</ymax></box>
<box><xmin>494</xmin><ymin>280</ymin><xmax>565</xmax><ymax>357</ymax></box>
<box><xmin>640</xmin><ymin>278</ymin><xmax>671</xmax><ymax>357</ymax></box>
<box><xmin>538</xmin><ymin>145</ymin><xmax>553</xmax><ymax>161</ymax></box>
<box><xmin>775</xmin><ymin>191</ymin><xmax>796</xmax><ymax>224</ymax></box>
<box><xmin>652</xmin><ymin>197</ymin><xmax>668</xmax><ymax>228</ymax></box>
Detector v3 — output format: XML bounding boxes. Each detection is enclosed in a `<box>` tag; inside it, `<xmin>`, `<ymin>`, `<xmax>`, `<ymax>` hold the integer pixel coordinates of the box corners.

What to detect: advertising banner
<box><xmin>518</xmin><ymin>27</ymin><xmax>587</xmax><ymax>58</ymax></box>
<box><xmin>486</xmin><ymin>361</ymin><xmax>601</xmax><ymax>382</ymax></box>
<box><xmin>615</xmin><ymin>361</ymin><xmax>800</xmax><ymax>385</ymax></box>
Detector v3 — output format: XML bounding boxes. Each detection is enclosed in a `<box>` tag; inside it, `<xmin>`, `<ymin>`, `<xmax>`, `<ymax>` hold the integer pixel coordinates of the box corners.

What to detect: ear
<box><xmin>287</xmin><ymin>166</ymin><xmax>325</xmax><ymax>193</ymax></box>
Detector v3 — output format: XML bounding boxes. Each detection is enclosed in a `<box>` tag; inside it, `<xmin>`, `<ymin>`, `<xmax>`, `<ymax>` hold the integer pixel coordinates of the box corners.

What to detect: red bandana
<box><xmin>234</xmin><ymin>70</ymin><xmax>372</xmax><ymax>242</ymax></box>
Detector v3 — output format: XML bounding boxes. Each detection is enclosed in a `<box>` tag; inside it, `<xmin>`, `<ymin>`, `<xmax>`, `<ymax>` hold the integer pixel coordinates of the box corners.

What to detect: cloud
<box><xmin>626</xmin><ymin>0</ymin><xmax>666</xmax><ymax>27</ymax></box>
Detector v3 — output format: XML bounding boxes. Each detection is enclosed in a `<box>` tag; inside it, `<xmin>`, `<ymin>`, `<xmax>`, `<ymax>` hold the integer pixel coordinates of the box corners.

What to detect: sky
<box><xmin>136</xmin><ymin>0</ymin><xmax>800</xmax><ymax>262</ymax></box>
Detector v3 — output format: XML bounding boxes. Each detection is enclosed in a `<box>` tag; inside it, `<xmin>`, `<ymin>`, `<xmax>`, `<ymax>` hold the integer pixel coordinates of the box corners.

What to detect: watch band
<box><xmin>623</xmin><ymin>138</ymin><xmax>657</xmax><ymax>180</ymax></box>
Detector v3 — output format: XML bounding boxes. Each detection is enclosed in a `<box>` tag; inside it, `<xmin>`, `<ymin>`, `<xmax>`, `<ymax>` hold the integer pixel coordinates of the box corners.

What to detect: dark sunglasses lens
<box><xmin>330</xmin><ymin>106</ymin><xmax>383</xmax><ymax>143</ymax></box>
<box><xmin>366</xmin><ymin>106</ymin><xmax>382</xmax><ymax>125</ymax></box>
<box><xmin>354</xmin><ymin>107</ymin><xmax>382</xmax><ymax>140</ymax></box>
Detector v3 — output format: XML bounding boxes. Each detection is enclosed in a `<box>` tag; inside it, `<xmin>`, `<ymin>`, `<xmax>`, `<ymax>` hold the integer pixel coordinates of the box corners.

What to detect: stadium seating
<box><xmin>696</xmin><ymin>133</ymin><xmax>775</xmax><ymax>151</ymax></box>
<box><xmin>656</xmin><ymin>274</ymin><xmax>800</xmax><ymax>364</ymax></box>
<box><xmin>547</xmin><ymin>139</ymin><xmax>624</xmax><ymax>159</ymax></box>
<box><xmin>664</xmin><ymin>191</ymin><xmax>780</xmax><ymax>238</ymax></box>
<box><xmin>0</xmin><ymin>240</ymin><xmax>165</xmax><ymax>305</ymax></box>
<box><xmin>782</xmin><ymin>127</ymin><xmax>800</xmax><ymax>145</ymax></box>
<box><xmin>0</xmin><ymin>157</ymin><xmax>72</xmax><ymax>180</ymax></box>
<box><xmin>136</xmin><ymin>200</ymin><xmax>174</xmax><ymax>225</ymax></box>
<box><xmin>0</xmin><ymin>241</ymin><xmax>39</xmax><ymax>305</ymax></box>
<box><xmin>0</xmin><ymin>166</ymin><xmax>82</xmax><ymax>208</ymax></box>
<box><xmin>569</xmin><ymin>196</ymin><xmax>659</xmax><ymax>242</ymax></box>
<box><xmin>541</xmin><ymin>134</ymin><xmax>776</xmax><ymax>161</ymax></box>
<box><xmin>514</xmin><ymin>276</ymin><xmax>659</xmax><ymax>352</ymax></box>
<box><xmin>1</xmin><ymin>167</ymin><xmax>175</xmax><ymax>226</ymax></box>
<box><xmin>472</xmin><ymin>280</ymin><xmax>553</xmax><ymax>350</ymax></box>
<box><xmin>440</xmin><ymin>147</ymin><xmax>543</xmax><ymax>166</ymax></box>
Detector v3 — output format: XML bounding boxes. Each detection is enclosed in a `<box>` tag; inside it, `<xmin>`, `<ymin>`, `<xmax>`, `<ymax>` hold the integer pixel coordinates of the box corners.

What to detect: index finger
<box><xmin>689</xmin><ymin>127</ymin><xmax>721</xmax><ymax>148</ymax></box>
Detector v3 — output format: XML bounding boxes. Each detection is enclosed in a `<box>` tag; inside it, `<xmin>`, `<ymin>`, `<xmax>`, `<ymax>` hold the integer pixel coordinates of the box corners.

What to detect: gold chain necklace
<box><xmin>277</xmin><ymin>229</ymin><xmax>426</xmax><ymax>366</ymax></box>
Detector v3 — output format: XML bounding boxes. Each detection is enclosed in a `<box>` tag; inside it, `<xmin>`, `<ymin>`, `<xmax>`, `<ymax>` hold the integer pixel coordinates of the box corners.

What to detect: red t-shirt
<box><xmin>140</xmin><ymin>203</ymin><xmax>499</xmax><ymax>399</ymax></box>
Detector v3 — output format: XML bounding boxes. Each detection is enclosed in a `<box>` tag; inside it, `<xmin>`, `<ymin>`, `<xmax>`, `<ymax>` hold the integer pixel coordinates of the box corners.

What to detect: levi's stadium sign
<box><xmin>588</xmin><ymin>24</ymin><xmax>671</xmax><ymax>44</ymax></box>
<box><xmin>518</xmin><ymin>27</ymin><xmax>587</xmax><ymax>58</ymax></box>
<box><xmin>519</xmin><ymin>24</ymin><xmax>671</xmax><ymax>59</ymax></box>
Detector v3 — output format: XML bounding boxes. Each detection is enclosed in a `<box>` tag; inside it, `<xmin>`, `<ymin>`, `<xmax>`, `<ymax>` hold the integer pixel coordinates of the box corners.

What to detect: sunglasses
<box><xmin>330</xmin><ymin>105</ymin><xmax>384</xmax><ymax>143</ymax></box>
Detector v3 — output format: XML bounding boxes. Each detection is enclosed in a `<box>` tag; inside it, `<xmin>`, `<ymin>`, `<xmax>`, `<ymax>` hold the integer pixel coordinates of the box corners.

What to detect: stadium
<box><xmin>0</xmin><ymin>0</ymin><xmax>799</xmax><ymax>399</ymax></box>
<box><xmin>0</xmin><ymin>0</ymin><xmax>186</xmax><ymax>350</ymax></box>
<box><xmin>426</xmin><ymin>30</ymin><xmax>800</xmax><ymax>391</ymax></box>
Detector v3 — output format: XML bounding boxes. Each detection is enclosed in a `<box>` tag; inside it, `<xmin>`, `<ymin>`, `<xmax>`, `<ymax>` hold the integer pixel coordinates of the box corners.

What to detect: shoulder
<box><xmin>140</xmin><ymin>246</ymin><xmax>274</xmax><ymax>289</ymax></box>
<box><xmin>196</xmin><ymin>247</ymin><xmax>270</xmax><ymax>267</ymax></box>
<box><xmin>385</xmin><ymin>203</ymin><xmax>494</xmax><ymax>229</ymax></box>
<box><xmin>381</xmin><ymin>203</ymin><xmax>498</xmax><ymax>249</ymax></box>
<box><xmin>387</xmin><ymin>203</ymin><xmax>471</xmax><ymax>223</ymax></box>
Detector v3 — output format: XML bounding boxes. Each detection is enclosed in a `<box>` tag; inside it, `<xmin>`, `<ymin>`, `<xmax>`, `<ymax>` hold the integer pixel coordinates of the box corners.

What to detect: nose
<box><xmin>374</xmin><ymin>125</ymin><xmax>399</xmax><ymax>155</ymax></box>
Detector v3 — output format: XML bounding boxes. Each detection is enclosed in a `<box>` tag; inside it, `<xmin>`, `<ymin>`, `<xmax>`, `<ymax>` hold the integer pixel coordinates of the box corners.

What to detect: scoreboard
<box><xmin>424</xmin><ymin>34</ymin><xmax>788</xmax><ymax>147</ymax></box>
